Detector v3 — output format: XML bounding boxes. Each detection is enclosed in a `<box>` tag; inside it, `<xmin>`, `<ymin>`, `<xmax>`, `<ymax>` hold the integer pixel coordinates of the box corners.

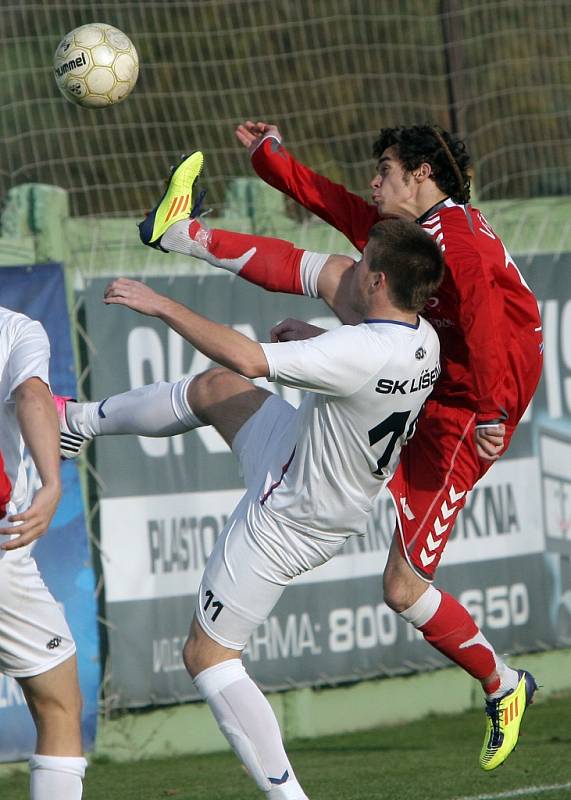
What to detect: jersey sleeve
<box><xmin>4</xmin><ymin>318</ymin><xmax>51</xmax><ymax>403</ymax></box>
<box><xmin>260</xmin><ymin>326</ymin><xmax>390</xmax><ymax>397</ymax></box>
<box><xmin>251</xmin><ymin>137</ymin><xmax>379</xmax><ymax>252</ymax></box>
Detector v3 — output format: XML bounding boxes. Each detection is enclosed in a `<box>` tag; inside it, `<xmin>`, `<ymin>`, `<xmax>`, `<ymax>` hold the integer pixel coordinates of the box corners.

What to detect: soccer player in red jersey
<box><xmin>231</xmin><ymin>122</ymin><xmax>544</xmax><ymax>770</ymax></box>
<box><xmin>154</xmin><ymin>122</ymin><xmax>542</xmax><ymax>769</ymax></box>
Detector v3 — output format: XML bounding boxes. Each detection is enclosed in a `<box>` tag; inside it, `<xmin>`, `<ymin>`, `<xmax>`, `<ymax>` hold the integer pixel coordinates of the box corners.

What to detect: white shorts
<box><xmin>0</xmin><ymin>553</ymin><xmax>76</xmax><ymax>678</ymax></box>
<box><xmin>196</xmin><ymin>395</ymin><xmax>348</xmax><ymax>650</ymax></box>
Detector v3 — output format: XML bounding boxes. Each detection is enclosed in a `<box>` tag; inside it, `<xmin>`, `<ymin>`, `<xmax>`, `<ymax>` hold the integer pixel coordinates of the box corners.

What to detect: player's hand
<box><xmin>235</xmin><ymin>121</ymin><xmax>282</xmax><ymax>155</ymax></box>
<box><xmin>271</xmin><ymin>318</ymin><xmax>325</xmax><ymax>342</ymax></box>
<box><xmin>1</xmin><ymin>484</ymin><xmax>61</xmax><ymax>551</ymax></box>
<box><xmin>104</xmin><ymin>278</ymin><xmax>168</xmax><ymax>317</ymax></box>
<box><xmin>475</xmin><ymin>424</ymin><xmax>505</xmax><ymax>461</ymax></box>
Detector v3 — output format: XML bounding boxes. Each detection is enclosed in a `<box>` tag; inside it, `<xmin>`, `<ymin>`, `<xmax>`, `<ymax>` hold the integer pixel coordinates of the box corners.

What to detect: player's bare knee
<box><xmin>183</xmin><ymin>635</ymin><xmax>218</xmax><ymax>678</ymax></box>
<box><xmin>182</xmin><ymin>635</ymin><xmax>200</xmax><ymax>677</ymax></box>
<box><xmin>187</xmin><ymin>367</ymin><xmax>236</xmax><ymax>419</ymax></box>
<box><xmin>317</xmin><ymin>255</ymin><xmax>357</xmax><ymax>308</ymax></box>
<box><xmin>320</xmin><ymin>254</ymin><xmax>355</xmax><ymax>281</ymax></box>
<box><xmin>183</xmin><ymin>618</ymin><xmax>211</xmax><ymax>677</ymax></box>
<box><xmin>384</xmin><ymin>562</ymin><xmax>432</xmax><ymax>613</ymax></box>
<box><xmin>383</xmin><ymin>566</ymin><xmax>421</xmax><ymax>612</ymax></box>
<box><xmin>383</xmin><ymin>573</ymin><xmax>411</xmax><ymax>613</ymax></box>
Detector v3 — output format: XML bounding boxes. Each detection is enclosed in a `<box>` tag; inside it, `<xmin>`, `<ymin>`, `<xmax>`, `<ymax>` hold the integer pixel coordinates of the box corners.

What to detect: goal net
<box><xmin>1</xmin><ymin>0</ymin><xmax>570</xmax><ymax>218</ymax></box>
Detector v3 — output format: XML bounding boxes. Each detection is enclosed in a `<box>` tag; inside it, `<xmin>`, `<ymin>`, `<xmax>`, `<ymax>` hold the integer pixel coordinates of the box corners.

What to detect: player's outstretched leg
<box><xmin>138</xmin><ymin>150</ymin><xmax>342</xmax><ymax>299</ymax></box>
<box><xmin>480</xmin><ymin>669</ymin><xmax>538</xmax><ymax>771</ymax></box>
<box><xmin>138</xmin><ymin>151</ymin><xmax>205</xmax><ymax>251</ymax></box>
<box><xmin>161</xmin><ymin>215</ymin><xmax>326</xmax><ymax>296</ymax></box>
<box><xmin>54</xmin><ymin>378</ymin><xmax>204</xmax><ymax>459</ymax></box>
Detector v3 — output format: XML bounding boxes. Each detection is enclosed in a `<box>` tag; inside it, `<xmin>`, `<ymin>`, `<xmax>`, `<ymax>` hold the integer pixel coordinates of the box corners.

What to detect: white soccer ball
<box><xmin>54</xmin><ymin>23</ymin><xmax>139</xmax><ymax>109</ymax></box>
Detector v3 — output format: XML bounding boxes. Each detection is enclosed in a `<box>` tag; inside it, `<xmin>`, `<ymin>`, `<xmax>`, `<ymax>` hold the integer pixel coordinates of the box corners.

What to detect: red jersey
<box><xmin>252</xmin><ymin>138</ymin><xmax>543</xmax><ymax>426</ymax></box>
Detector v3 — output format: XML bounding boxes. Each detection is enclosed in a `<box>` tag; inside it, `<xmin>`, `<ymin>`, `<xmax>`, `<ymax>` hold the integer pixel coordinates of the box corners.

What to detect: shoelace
<box><xmin>485</xmin><ymin>698</ymin><xmax>503</xmax><ymax>748</ymax></box>
<box><xmin>190</xmin><ymin>187</ymin><xmax>208</xmax><ymax>219</ymax></box>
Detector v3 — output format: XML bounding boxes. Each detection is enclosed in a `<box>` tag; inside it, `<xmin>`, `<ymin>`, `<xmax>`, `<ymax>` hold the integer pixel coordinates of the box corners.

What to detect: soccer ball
<box><xmin>54</xmin><ymin>23</ymin><xmax>139</xmax><ymax>109</ymax></box>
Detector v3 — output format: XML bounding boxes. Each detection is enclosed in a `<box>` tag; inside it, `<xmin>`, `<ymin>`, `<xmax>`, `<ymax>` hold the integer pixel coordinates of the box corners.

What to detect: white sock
<box><xmin>194</xmin><ymin>660</ymin><xmax>308</xmax><ymax>799</ymax></box>
<box><xmin>162</xmin><ymin>219</ymin><xmax>210</xmax><ymax>258</ymax></box>
<box><xmin>399</xmin><ymin>585</ymin><xmax>441</xmax><ymax>627</ymax></box>
<box><xmin>486</xmin><ymin>660</ymin><xmax>520</xmax><ymax>700</ymax></box>
<box><xmin>29</xmin><ymin>754</ymin><xmax>86</xmax><ymax>800</ymax></box>
<box><xmin>66</xmin><ymin>378</ymin><xmax>204</xmax><ymax>437</ymax></box>
<box><xmin>162</xmin><ymin>219</ymin><xmax>258</xmax><ymax>275</ymax></box>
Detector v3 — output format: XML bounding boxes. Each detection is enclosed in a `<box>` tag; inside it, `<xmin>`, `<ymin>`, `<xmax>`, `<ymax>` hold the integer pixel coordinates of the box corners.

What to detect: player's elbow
<box><xmin>238</xmin><ymin>358</ymin><xmax>268</xmax><ymax>380</ymax></box>
<box><xmin>231</xmin><ymin>346</ymin><xmax>269</xmax><ymax>380</ymax></box>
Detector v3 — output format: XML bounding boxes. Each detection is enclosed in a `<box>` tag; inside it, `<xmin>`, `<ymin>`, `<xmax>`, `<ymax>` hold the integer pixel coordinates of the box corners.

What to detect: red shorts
<box><xmin>387</xmin><ymin>401</ymin><xmax>514</xmax><ymax>581</ymax></box>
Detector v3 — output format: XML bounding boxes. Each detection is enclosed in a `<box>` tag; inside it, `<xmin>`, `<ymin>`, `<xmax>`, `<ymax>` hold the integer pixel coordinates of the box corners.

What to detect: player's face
<box><xmin>370</xmin><ymin>147</ymin><xmax>416</xmax><ymax>218</ymax></box>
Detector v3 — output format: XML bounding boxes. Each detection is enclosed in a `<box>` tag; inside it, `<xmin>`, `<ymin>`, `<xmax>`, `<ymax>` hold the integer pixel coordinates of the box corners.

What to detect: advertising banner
<box><xmin>0</xmin><ymin>264</ymin><xmax>99</xmax><ymax>761</ymax></box>
<box><xmin>81</xmin><ymin>255</ymin><xmax>570</xmax><ymax>707</ymax></box>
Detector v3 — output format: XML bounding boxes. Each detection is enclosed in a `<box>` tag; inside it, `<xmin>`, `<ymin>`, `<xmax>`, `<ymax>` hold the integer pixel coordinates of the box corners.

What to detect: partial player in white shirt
<box><xmin>94</xmin><ymin>219</ymin><xmax>444</xmax><ymax>800</ymax></box>
<box><xmin>0</xmin><ymin>307</ymin><xmax>86</xmax><ymax>799</ymax></box>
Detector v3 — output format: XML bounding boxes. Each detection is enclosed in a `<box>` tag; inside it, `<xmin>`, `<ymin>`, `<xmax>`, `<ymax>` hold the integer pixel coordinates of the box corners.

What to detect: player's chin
<box><xmin>375</xmin><ymin>201</ymin><xmax>399</xmax><ymax>220</ymax></box>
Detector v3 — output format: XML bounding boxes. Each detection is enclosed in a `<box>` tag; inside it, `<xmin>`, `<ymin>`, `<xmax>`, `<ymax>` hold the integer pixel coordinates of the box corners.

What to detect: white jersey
<box><xmin>258</xmin><ymin>317</ymin><xmax>440</xmax><ymax>538</ymax></box>
<box><xmin>0</xmin><ymin>306</ymin><xmax>51</xmax><ymax>553</ymax></box>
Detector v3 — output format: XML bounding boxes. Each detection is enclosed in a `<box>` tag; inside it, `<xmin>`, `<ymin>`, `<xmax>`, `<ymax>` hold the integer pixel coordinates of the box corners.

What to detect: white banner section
<box><xmin>100</xmin><ymin>489</ymin><xmax>242</xmax><ymax>603</ymax></box>
<box><xmin>100</xmin><ymin>457</ymin><xmax>544</xmax><ymax>603</ymax></box>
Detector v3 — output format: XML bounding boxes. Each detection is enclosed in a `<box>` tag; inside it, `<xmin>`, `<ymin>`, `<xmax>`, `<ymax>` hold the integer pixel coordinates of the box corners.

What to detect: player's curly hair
<box><xmin>372</xmin><ymin>124</ymin><xmax>471</xmax><ymax>204</ymax></box>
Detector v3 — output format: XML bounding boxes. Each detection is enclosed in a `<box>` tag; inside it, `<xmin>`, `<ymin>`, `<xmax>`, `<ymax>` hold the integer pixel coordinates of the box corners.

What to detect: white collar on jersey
<box><xmin>416</xmin><ymin>197</ymin><xmax>453</xmax><ymax>225</ymax></box>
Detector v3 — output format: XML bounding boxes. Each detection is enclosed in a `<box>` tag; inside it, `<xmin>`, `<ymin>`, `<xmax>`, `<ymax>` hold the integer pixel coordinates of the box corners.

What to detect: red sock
<box><xmin>190</xmin><ymin>220</ymin><xmax>304</xmax><ymax>294</ymax></box>
<box><xmin>419</xmin><ymin>591</ymin><xmax>499</xmax><ymax>689</ymax></box>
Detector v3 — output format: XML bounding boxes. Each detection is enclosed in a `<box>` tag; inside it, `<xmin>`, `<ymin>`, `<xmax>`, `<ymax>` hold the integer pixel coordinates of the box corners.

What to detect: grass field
<box><xmin>2</xmin><ymin>692</ymin><xmax>571</xmax><ymax>799</ymax></box>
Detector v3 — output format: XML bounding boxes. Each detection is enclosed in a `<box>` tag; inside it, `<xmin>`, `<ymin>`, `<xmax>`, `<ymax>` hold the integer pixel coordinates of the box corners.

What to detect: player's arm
<box><xmin>104</xmin><ymin>280</ymin><xmax>380</xmax><ymax>398</ymax></box>
<box><xmin>104</xmin><ymin>278</ymin><xmax>269</xmax><ymax>379</ymax></box>
<box><xmin>2</xmin><ymin>377</ymin><xmax>62</xmax><ymax>550</ymax></box>
<box><xmin>235</xmin><ymin>121</ymin><xmax>379</xmax><ymax>252</ymax></box>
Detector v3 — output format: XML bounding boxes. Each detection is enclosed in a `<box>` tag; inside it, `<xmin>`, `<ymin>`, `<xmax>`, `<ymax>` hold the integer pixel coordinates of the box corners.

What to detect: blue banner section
<box><xmin>0</xmin><ymin>264</ymin><xmax>99</xmax><ymax>761</ymax></box>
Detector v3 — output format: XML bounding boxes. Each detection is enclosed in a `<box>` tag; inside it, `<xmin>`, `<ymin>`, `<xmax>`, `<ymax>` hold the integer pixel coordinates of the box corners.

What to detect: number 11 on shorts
<box><xmin>203</xmin><ymin>589</ymin><xmax>224</xmax><ymax>621</ymax></box>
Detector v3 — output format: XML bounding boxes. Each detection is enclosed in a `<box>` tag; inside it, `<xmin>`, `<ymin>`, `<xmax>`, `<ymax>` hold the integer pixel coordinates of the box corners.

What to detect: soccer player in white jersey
<box><xmin>84</xmin><ymin>217</ymin><xmax>444</xmax><ymax>799</ymax></box>
<box><xmin>0</xmin><ymin>306</ymin><xmax>86</xmax><ymax>799</ymax></box>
